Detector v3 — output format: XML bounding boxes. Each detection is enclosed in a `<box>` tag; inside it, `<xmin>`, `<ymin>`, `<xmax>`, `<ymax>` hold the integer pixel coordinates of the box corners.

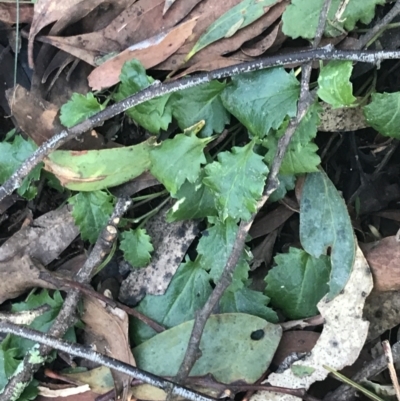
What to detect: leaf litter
<box><xmin>2</xmin><ymin>0</ymin><xmax>400</xmax><ymax>400</ymax></box>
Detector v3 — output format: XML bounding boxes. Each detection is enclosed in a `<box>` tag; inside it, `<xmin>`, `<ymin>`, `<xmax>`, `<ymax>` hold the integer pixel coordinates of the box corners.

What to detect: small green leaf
<box><xmin>220</xmin><ymin>287</ymin><xmax>278</xmax><ymax>323</ymax></box>
<box><xmin>69</xmin><ymin>190</ymin><xmax>115</xmax><ymax>244</ymax></box>
<box><xmin>149</xmin><ymin>130</ymin><xmax>211</xmax><ymax>194</ymax></box>
<box><xmin>115</xmin><ymin>59</ymin><xmax>173</xmax><ymax>134</ymax></box>
<box><xmin>263</xmin><ymin>103</ymin><xmax>321</xmax><ymax>174</ymax></box>
<box><xmin>268</xmin><ymin>174</ymin><xmax>296</xmax><ymax>203</ymax></box>
<box><xmin>300</xmin><ymin>170</ymin><xmax>356</xmax><ymax>300</ymax></box>
<box><xmin>197</xmin><ymin>218</ymin><xmax>250</xmax><ymax>292</ymax></box>
<box><xmin>265</xmin><ymin>247</ymin><xmax>331</xmax><ymax>319</ymax></box>
<box><xmin>363</xmin><ymin>92</ymin><xmax>400</xmax><ymax>138</ymax></box>
<box><xmin>0</xmin><ymin>336</ymin><xmax>20</xmax><ymax>391</ymax></box>
<box><xmin>130</xmin><ymin>258</ymin><xmax>212</xmax><ymax>344</ymax></box>
<box><xmin>203</xmin><ymin>141</ymin><xmax>268</xmax><ymax>221</ymax></box>
<box><xmin>10</xmin><ymin>290</ymin><xmax>76</xmax><ymax>358</ymax></box>
<box><xmin>60</xmin><ymin>92</ymin><xmax>105</xmax><ymax>128</ymax></box>
<box><xmin>221</xmin><ymin>68</ymin><xmax>300</xmax><ymax>138</ymax></box>
<box><xmin>282</xmin><ymin>0</ymin><xmax>384</xmax><ymax>39</ymax></box>
<box><xmin>133</xmin><ymin>313</ymin><xmax>282</xmax><ymax>384</ymax></box>
<box><xmin>167</xmin><ymin>173</ymin><xmax>218</xmax><ymax>222</ymax></box>
<box><xmin>0</xmin><ymin>135</ymin><xmax>42</xmax><ymax>199</ymax></box>
<box><xmin>186</xmin><ymin>0</ymin><xmax>280</xmax><ymax>61</ymax></box>
<box><xmin>291</xmin><ymin>365</ymin><xmax>316</xmax><ymax>377</ymax></box>
<box><xmin>120</xmin><ymin>228</ymin><xmax>153</xmax><ymax>268</ymax></box>
<box><xmin>317</xmin><ymin>61</ymin><xmax>356</xmax><ymax>108</ymax></box>
<box><xmin>171</xmin><ymin>81</ymin><xmax>230</xmax><ymax>137</ymax></box>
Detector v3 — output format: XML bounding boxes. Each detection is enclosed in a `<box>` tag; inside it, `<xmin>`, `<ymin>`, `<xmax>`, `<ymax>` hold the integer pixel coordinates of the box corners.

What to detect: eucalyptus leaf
<box><xmin>300</xmin><ymin>171</ymin><xmax>355</xmax><ymax>300</ymax></box>
<box><xmin>133</xmin><ymin>313</ymin><xmax>282</xmax><ymax>384</ymax></box>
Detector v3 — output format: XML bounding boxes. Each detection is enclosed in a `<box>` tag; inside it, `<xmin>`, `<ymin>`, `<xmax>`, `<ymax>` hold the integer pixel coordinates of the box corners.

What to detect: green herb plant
<box><xmin>0</xmin><ymin>0</ymin><xmax>394</xmax><ymax>395</ymax></box>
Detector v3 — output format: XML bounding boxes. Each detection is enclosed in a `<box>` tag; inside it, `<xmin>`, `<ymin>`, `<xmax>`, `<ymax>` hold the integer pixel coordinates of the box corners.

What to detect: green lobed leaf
<box><xmin>203</xmin><ymin>140</ymin><xmax>268</xmax><ymax>221</ymax></box>
<box><xmin>10</xmin><ymin>290</ymin><xmax>76</xmax><ymax>358</ymax></box>
<box><xmin>0</xmin><ymin>134</ymin><xmax>42</xmax><ymax>199</ymax></box>
<box><xmin>133</xmin><ymin>313</ymin><xmax>282</xmax><ymax>384</ymax></box>
<box><xmin>120</xmin><ymin>228</ymin><xmax>154</xmax><ymax>268</ymax></box>
<box><xmin>0</xmin><ymin>336</ymin><xmax>19</xmax><ymax>391</ymax></box>
<box><xmin>149</xmin><ymin>129</ymin><xmax>211</xmax><ymax>195</ymax></box>
<box><xmin>220</xmin><ymin>287</ymin><xmax>278</xmax><ymax>323</ymax></box>
<box><xmin>186</xmin><ymin>0</ymin><xmax>280</xmax><ymax>61</ymax></box>
<box><xmin>263</xmin><ymin>103</ymin><xmax>321</xmax><ymax>174</ymax></box>
<box><xmin>300</xmin><ymin>170</ymin><xmax>356</xmax><ymax>300</ymax></box>
<box><xmin>265</xmin><ymin>247</ymin><xmax>330</xmax><ymax>319</ymax></box>
<box><xmin>166</xmin><ymin>172</ymin><xmax>218</xmax><ymax>222</ymax></box>
<box><xmin>60</xmin><ymin>92</ymin><xmax>105</xmax><ymax>128</ymax></box>
<box><xmin>363</xmin><ymin>92</ymin><xmax>400</xmax><ymax>138</ymax></box>
<box><xmin>171</xmin><ymin>81</ymin><xmax>230</xmax><ymax>137</ymax></box>
<box><xmin>130</xmin><ymin>258</ymin><xmax>212</xmax><ymax>345</ymax></box>
<box><xmin>282</xmin><ymin>0</ymin><xmax>384</xmax><ymax>39</ymax></box>
<box><xmin>115</xmin><ymin>59</ymin><xmax>173</xmax><ymax>134</ymax></box>
<box><xmin>69</xmin><ymin>190</ymin><xmax>115</xmax><ymax>244</ymax></box>
<box><xmin>221</xmin><ymin>68</ymin><xmax>300</xmax><ymax>138</ymax></box>
<box><xmin>197</xmin><ymin>218</ymin><xmax>249</xmax><ymax>290</ymax></box>
<box><xmin>268</xmin><ymin>174</ymin><xmax>296</xmax><ymax>203</ymax></box>
<box><xmin>317</xmin><ymin>61</ymin><xmax>356</xmax><ymax>108</ymax></box>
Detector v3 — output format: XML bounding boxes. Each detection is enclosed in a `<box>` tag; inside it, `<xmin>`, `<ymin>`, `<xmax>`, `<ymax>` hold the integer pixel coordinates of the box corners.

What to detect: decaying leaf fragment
<box><xmin>250</xmin><ymin>245</ymin><xmax>373</xmax><ymax>401</ymax></box>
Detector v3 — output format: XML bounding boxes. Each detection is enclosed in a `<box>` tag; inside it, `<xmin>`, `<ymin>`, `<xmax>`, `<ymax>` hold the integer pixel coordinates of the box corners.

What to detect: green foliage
<box><xmin>186</xmin><ymin>0</ymin><xmax>280</xmax><ymax>61</ymax></box>
<box><xmin>265</xmin><ymin>248</ymin><xmax>331</xmax><ymax>319</ymax></box>
<box><xmin>167</xmin><ymin>173</ymin><xmax>218</xmax><ymax>222</ymax></box>
<box><xmin>282</xmin><ymin>0</ymin><xmax>384</xmax><ymax>39</ymax></box>
<box><xmin>317</xmin><ymin>61</ymin><xmax>356</xmax><ymax>108</ymax></box>
<box><xmin>263</xmin><ymin>103</ymin><xmax>321</xmax><ymax>174</ymax></box>
<box><xmin>171</xmin><ymin>81</ymin><xmax>230</xmax><ymax>137</ymax></box>
<box><xmin>115</xmin><ymin>59</ymin><xmax>173</xmax><ymax>134</ymax></box>
<box><xmin>221</xmin><ymin>68</ymin><xmax>300</xmax><ymax>138</ymax></box>
<box><xmin>69</xmin><ymin>190</ymin><xmax>115</xmax><ymax>243</ymax></box>
<box><xmin>120</xmin><ymin>228</ymin><xmax>153</xmax><ymax>268</ymax></box>
<box><xmin>203</xmin><ymin>140</ymin><xmax>268</xmax><ymax>221</ymax></box>
<box><xmin>130</xmin><ymin>258</ymin><xmax>212</xmax><ymax>344</ymax></box>
<box><xmin>0</xmin><ymin>134</ymin><xmax>42</xmax><ymax>199</ymax></box>
<box><xmin>300</xmin><ymin>171</ymin><xmax>356</xmax><ymax>301</ymax></box>
<box><xmin>220</xmin><ymin>287</ymin><xmax>278</xmax><ymax>323</ymax></box>
<box><xmin>149</xmin><ymin>130</ymin><xmax>211</xmax><ymax>194</ymax></box>
<box><xmin>133</xmin><ymin>313</ymin><xmax>282</xmax><ymax>384</ymax></box>
<box><xmin>60</xmin><ymin>92</ymin><xmax>105</xmax><ymax>128</ymax></box>
<box><xmin>363</xmin><ymin>92</ymin><xmax>400</xmax><ymax>138</ymax></box>
<box><xmin>268</xmin><ymin>174</ymin><xmax>296</xmax><ymax>203</ymax></box>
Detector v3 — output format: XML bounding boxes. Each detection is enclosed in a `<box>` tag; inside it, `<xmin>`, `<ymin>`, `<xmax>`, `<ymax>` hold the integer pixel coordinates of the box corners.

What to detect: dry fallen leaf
<box><xmin>250</xmin><ymin>244</ymin><xmax>373</xmax><ymax>401</ymax></box>
<box><xmin>88</xmin><ymin>18</ymin><xmax>198</xmax><ymax>90</ymax></box>
<box><xmin>119</xmin><ymin>205</ymin><xmax>198</xmax><ymax>305</ymax></box>
<box><xmin>0</xmin><ymin>3</ymin><xmax>33</xmax><ymax>24</ymax></box>
<box><xmin>82</xmin><ymin>296</ymin><xmax>135</xmax><ymax>401</ymax></box>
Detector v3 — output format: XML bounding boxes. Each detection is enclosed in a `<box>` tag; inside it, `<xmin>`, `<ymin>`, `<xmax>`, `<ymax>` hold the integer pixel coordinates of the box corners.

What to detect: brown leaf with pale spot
<box><xmin>88</xmin><ymin>18</ymin><xmax>198</xmax><ymax>90</ymax></box>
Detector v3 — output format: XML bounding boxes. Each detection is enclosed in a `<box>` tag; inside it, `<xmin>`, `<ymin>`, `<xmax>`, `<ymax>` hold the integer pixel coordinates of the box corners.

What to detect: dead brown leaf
<box><xmin>88</xmin><ymin>18</ymin><xmax>198</xmax><ymax>90</ymax></box>
<box><xmin>361</xmin><ymin>236</ymin><xmax>400</xmax><ymax>292</ymax></box>
<box><xmin>158</xmin><ymin>0</ymin><xmax>288</xmax><ymax>71</ymax></box>
<box><xmin>82</xmin><ymin>296</ymin><xmax>135</xmax><ymax>401</ymax></box>
<box><xmin>0</xmin><ymin>205</ymin><xmax>78</xmax><ymax>303</ymax></box>
<box><xmin>38</xmin><ymin>0</ymin><xmax>201</xmax><ymax>66</ymax></box>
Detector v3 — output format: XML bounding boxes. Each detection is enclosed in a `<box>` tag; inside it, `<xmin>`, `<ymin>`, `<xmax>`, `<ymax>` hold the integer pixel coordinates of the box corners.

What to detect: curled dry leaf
<box><xmin>82</xmin><ymin>296</ymin><xmax>135</xmax><ymax>401</ymax></box>
<box><xmin>250</xmin><ymin>245</ymin><xmax>373</xmax><ymax>401</ymax></box>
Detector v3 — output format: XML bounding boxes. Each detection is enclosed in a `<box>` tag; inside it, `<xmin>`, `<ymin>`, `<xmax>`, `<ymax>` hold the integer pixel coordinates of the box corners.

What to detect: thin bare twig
<box><xmin>0</xmin><ymin>197</ymin><xmax>132</xmax><ymax>401</ymax></box>
<box><xmin>0</xmin><ymin>322</ymin><xmax>217</xmax><ymax>401</ymax></box>
<box><xmin>382</xmin><ymin>340</ymin><xmax>400</xmax><ymax>401</ymax></box>
<box><xmin>358</xmin><ymin>0</ymin><xmax>400</xmax><ymax>49</ymax></box>
<box><xmin>38</xmin><ymin>272</ymin><xmax>165</xmax><ymax>333</ymax></box>
<box><xmin>2</xmin><ymin>47</ymin><xmax>400</xmax><ymax>203</ymax></box>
